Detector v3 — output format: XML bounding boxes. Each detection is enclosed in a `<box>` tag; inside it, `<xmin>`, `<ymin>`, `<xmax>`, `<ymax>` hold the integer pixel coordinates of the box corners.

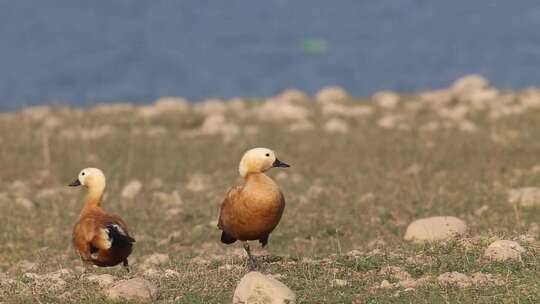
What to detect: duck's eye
<box><xmin>81</xmin><ymin>172</ymin><xmax>85</xmax><ymax>176</ymax></box>
<box><xmin>265</xmin><ymin>153</ymin><xmax>270</xmax><ymax>157</ymax></box>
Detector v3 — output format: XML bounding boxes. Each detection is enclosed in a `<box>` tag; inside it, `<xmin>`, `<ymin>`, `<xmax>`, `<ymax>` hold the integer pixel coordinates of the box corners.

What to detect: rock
<box><xmin>484</xmin><ymin>240</ymin><xmax>525</xmax><ymax>261</ymax></box>
<box><xmin>121</xmin><ymin>180</ymin><xmax>143</xmax><ymax>199</ymax></box>
<box><xmin>437</xmin><ymin>271</ymin><xmax>504</xmax><ymax>288</ymax></box>
<box><xmin>332</xmin><ymin>279</ymin><xmax>348</xmax><ymax>287</ymax></box>
<box><xmin>474</xmin><ymin>205</ymin><xmax>489</xmax><ymax>216</ymax></box>
<box><xmin>404</xmin><ymin>216</ymin><xmax>467</xmax><ymax>242</ymax></box>
<box><xmin>288</xmin><ymin>120</ymin><xmax>315</xmax><ymax>132</ymax></box>
<box><xmin>508</xmin><ymin>187</ymin><xmax>540</xmax><ymax>207</ymax></box>
<box><xmin>137</xmin><ymin>105</ymin><xmax>161</xmax><ymax>119</ymax></box>
<box><xmin>420</xmin><ymin>89</ymin><xmax>453</xmax><ymax>105</ymax></box>
<box><xmin>106</xmin><ymin>278</ymin><xmax>158</xmax><ymax>301</ymax></box>
<box><xmin>457</xmin><ymin>120</ymin><xmax>478</xmax><ymax>133</ymax></box>
<box><xmin>15</xmin><ymin>197</ymin><xmax>34</xmax><ymax>209</ymax></box>
<box><xmin>79</xmin><ymin>125</ymin><xmax>116</xmax><ymax>141</ymax></box>
<box><xmin>146</xmin><ymin>126</ymin><xmax>168</xmax><ymax>137</ymax></box>
<box><xmin>324</xmin><ymin>118</ymin><xmax>349</xmax><ymax>134</ymax></box>
<box><xmin>377</xmin><ymin>115</ymin><xmax>401</xmax><ymax>129</ymax></box>
<box><xmin>316</xmin><ymin>86</ymin><xmax>349</xmax><ymax>104</ymax></box>
<box><xmin>153</xmin><ymin>97</ymin><xmax>189</xmax><ymax>113</ymax></box>
<box><xmin>275</xmin><ymin>89</ymin><xmax>309</xmax><ymax>104</ymax></box>
<box><xmin>194</xmin><ymin>99</ymin><xmax>227</xmax><ymax>115</ymax></box>
<box><xmin>199</xmin><ymin>114</ymin><xmax>226</xmax><ymax>135</ymax></box>
<box><xmin>186</xmin><ymin>173</ymin><xmax>209</xmax><ymax>192</ymax></box>
<box><xmin>380</xmin><ymin>279</ymin><xmax>393</xmax><ymax>289</ymax></box>
<box><xmin>437</xmin><ymin>272</ymin><xmax>471</xmax><ymax>288</ymax></box>
<box><xmin>233</xmin><ymin>271</ymin><xmax>296</xmax><ymax>304</ymax></box>
<box><xmin>227</xmin><ymin>98</ymin><xmax>247</xmax><ymax>111</ymax></box>
<box><xmin>373</xmin><ymin>91</ymin><xmax>400</xmax><ymax>109</ymax></box>
<box><xmin>381</xmin><ymin>266</ymin><xmax>410</xmax><ymax>279</ymax></box>
<box><xmin>519</xmin><ymin>88</ymin><xmax>540</xmax><ymax>109</ymax></box>
<box><xmin>451</xmin><ymin>74</ymin><xmax>489</xmax><ymax>95</ymax></box>
<box><xmin>255</xmin><ymin>100</ymin><xmax>309</xmax><ymax>121</ymax></box>
<box><xmin>163</xmin><ymin>269</ymin><xmax>180</xmax><ymax>278</ymax></box>
<box><xmin>144</xmin><ymin>253</ymin><xmax>170</xmax><ymax>266</ymax></box>
<box><xmin>86</xmin><ymin>274</ymin><xmax>116</xmax><ymax>287</ymax></box>
<box><xmin>321</xmin><ymin>103</ymin><xmax>373</xmax><ymax>118</ymax></box>
<box><xmin>92</xmin><ymin>103</ymin><xmax>134</xmax><ymax>114</ymax></box>
<box><xmin>22</xmin><ymin>106</ymin><xmax>51</xmax><ymax>121</ymax></box>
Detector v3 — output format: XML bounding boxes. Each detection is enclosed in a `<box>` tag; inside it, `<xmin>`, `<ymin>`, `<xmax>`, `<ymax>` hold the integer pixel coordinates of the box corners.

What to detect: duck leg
<box><xmin>82</xmin><ymin>260</ymin><xmax>94</xmax><ymax>273</ymax></box>
<box><xmin>123</xmin><ymin>259</ymin><xmax>130</xmax><ymax>272</ymax></box>
<box><xmin>243</xmin><ymin>241</ymin><xmax>256</xmax><ymax>268</ymax></box>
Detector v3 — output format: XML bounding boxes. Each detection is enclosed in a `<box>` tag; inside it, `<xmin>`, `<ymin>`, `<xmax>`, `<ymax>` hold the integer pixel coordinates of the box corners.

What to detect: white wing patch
<box><xmin>99</xmin><ymin>228</ymin><xmax>112</xmax><ymax>249</ymax></box>
<box><xmin>110</xmin><ymin>224</ymin><xmax>127</xmax><ymax>236</ymax></box>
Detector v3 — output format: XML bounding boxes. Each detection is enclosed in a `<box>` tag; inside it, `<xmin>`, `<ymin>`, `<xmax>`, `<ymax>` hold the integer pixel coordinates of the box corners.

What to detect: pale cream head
<box><xmin>69</xmin><ymin>167</ymin><xmax>106</xmax><ymax>190</ymax></box>
<box><xmin>238</xmin><ymin>147</ymin><xmax>290</xmax><ymax>177</ymax></box>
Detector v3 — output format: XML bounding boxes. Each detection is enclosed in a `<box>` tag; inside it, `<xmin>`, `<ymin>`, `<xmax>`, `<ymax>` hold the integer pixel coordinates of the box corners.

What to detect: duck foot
<box><xmin>243</xmin><ymin>242</ymin><xmax>258</xmax><ymax>269</ymax></box>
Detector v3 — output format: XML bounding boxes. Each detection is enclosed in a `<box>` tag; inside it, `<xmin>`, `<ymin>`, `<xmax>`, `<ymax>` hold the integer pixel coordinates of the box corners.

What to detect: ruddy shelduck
<box><xmin>69</xmin><ymin>168</ymin><xmax>135</xmax><ymax>270</ymax></box>
<box><xmin>218</xmin><ymin>147</ymin><xmax>290</xmax><ymax>264</ymax></box>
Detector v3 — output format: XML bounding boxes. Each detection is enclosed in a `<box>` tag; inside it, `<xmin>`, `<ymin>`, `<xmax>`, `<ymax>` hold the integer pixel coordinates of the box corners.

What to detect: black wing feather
<box><xmin>107</xmin><ymin>224</ymin><xmax>135</xmax><ymax>248</ymax></box>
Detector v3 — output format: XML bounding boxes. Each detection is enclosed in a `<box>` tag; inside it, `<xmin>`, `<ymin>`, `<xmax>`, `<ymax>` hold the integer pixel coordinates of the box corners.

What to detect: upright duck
<box><xmin>69</xmin><ymin>168</ymin><xmax>135</xmax><ymax>270</ymax></box>
<box><xmin>218</xmin><ymin>147</ymin><xmax>290</xmax><ymax>264</ymax></box>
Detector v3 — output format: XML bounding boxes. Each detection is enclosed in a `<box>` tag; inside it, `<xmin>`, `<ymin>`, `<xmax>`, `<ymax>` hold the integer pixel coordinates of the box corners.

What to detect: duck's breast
<box><xmin>227</xmin><ymin>184</ymin><xmax>285</xmax><ymax>240</ymax></box>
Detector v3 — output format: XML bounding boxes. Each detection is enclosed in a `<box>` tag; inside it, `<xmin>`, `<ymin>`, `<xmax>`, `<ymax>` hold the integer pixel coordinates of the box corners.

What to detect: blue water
<box><xmin>0</xmin><ymin>1</ymin><xmax>539</xmax><ymax>111</ymax></box>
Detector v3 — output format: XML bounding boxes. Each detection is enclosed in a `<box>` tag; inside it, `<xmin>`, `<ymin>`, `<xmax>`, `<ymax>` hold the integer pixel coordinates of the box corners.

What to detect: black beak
<box><xmin>68</xmin><ymin>179</ymin><xmax>81</xmax><ymax>187</ymax></box>
<box><xmin>273</xmin><ymin>158</ymin><xmax>290</xmax><ymax>168</ymax></box>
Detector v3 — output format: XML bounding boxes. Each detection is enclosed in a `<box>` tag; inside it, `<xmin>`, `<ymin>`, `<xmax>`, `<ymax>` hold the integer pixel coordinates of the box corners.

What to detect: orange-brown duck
<box><xmin>69</xmin><ymin>168</ymin><xmax>135</xmax><ymax>270</ymax></box>
<box><xmin>218</xmin><ymin>148</ymin><xmax>290</xmax><ymax>264</ymax></box>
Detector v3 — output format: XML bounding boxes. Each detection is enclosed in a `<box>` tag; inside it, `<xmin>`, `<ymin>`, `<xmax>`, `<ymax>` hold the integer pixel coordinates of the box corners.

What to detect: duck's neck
<box><xmin>244</xmin><ymin>172</ymin><xmax>277</xmax><ymax>187</ymax></box>
<box><xmin>81</xmin><ymin>184</ymin><xmax>105</xmax><ymax>214</ymax></box>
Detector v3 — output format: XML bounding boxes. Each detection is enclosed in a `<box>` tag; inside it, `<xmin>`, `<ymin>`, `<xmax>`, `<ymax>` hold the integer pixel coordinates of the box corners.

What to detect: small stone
<box><xmin>377</xmin><ymin>115</ymin><xmax>400</xmax><ymax>129</ymax></box>
<box><xmin>15</xmin><ymin>197</ymin><xmax>34</xmax><ymax>209</ymax></box>
<box><xmin>324</xmin><ymin>118</ymin><xmax>349</xmax><ymax>133</ymax></box>
<box><xmin>474</xmin><ymin>205</ymin><xmax>489</xmax><ymax>216</ymax></box>
<box><xmin>233</xmin><ymin>271</ymin><xmax>296</xmax><ymax>304</ymax></box>
<box><xmin>186</xmin><ymin>173</ymin><xmax>209</xmax><ymax>192</ymax></box>
<box><xmin>508</xmin><ymin>187</ymin><xmax>540</xmax><ymax>207</ymax></box>
<box><xmin>484</xmin><ymin>240</ymin><xmax>525</xmax><ymax>261</ymax></box>
<box><xmin>332</xmin><ymin>279</ymin><xmax>348</xmax><ymax>287</ymax></box>
<box><xmin>373</xmin><ymin>91</ymin><xmax>400</xmax><ymax>109</ymax></box>
<box><xmin>437</xmin><ymin>272</ymin><xmax>471</xmax><ymax>288</ymax></box>
<box><xmin>153</xmin><ymin>97</ymin><xmax>189</xmax><ymax>113</ymax></box>
<box><xmin>288</xmin><ymin>120</ymin><xmax>315</xmax><ymax>132</ymax></box>
<box><xmin>316</xmin><ymin>86</ymin><xmax>349</xmax><ymax>103</ymax></box>
<box><xmin>121</xmin><ymin>180</ymin><xmax>143</xmax><ymax>199</ymax></box>
<box><xmin>404</xmin><ymin>216</ymin><xmax>467</xmax><ymax>242</ymax></box>
<box><xmin>164</xmin><ymin>269</ymin><xmax>180</xmax><ymax>278</ymax></box>
<box><xmin>199</xmin><ymin>114</ymin><xmax>227</xmax><ymax>135</ymax></box>
<box><xmin>380</xmin><ymin>279</ymin><xmax>393</xmax><ymax>288</ymax></box>
<box><xmin>255</xmin><ymin>100</ymin><xmax>309</xmax><ymax>121</ymax></box>
<box><xmin>17</xmin><ymin>260</ymin><xmax>38</xmax><ymax>272</ymax></box>
<box><xmin>144</xmin><ymin>253</ymin><xmax>170</xmax><ymax>266</ymax></box>
<box><xmin>275</xmin><ymin>89</ymin><xmax>309</xmax><ymax>104</ymax></box>
<box><xmin>106</xmin><ymin>278</ymin><xmax>158</xmax><ymax>300</ymax></box>
<box><xmin>86</xmin><ymin>274</ymin><xmax>116</xmax><ymax>287</ymax></box>
<box><xmin>451</xmin><ymin>74</ymin><xmax>489</xmax><ymax>94</ymax></box>
<box><xmin>195</xmin><ymin>99</ymin><xmax>228</xmax><ymax>115</ymax></box>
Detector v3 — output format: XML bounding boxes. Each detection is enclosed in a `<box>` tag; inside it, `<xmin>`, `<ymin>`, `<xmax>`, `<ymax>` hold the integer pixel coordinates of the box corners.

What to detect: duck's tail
<box><xmin>220</xmin><ymin>231</ymin><xmax>237</xmax><ymax>244</ymax></box>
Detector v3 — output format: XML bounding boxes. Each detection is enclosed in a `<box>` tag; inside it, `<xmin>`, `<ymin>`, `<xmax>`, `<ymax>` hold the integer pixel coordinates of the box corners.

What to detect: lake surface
<box><xmin>0</xmin><ymin>1</ymin><xmax>539</xmax><ymax>110</ymax></box>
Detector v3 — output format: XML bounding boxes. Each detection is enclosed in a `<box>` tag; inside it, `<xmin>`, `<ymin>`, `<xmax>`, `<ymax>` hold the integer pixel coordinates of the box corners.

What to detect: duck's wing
<box><xmin>78</xmin><ymin>215</ymin><xmax>135</xmax><ymax>255</ymax></box>
<box><xmin>217</xmin><ymin>185</ymin><xmax>243</xmax><ymax>230</ymax></box>
<box><xmin>101</xmin><ymin>214</ymin><xmax>136</xmax><ymax>248</ymax></box>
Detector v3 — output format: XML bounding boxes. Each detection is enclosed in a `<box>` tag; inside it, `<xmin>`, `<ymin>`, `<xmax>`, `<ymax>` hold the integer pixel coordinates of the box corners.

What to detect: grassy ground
<box><xmin>1</xmin><ymin>83</ymin><xmax>540</xmax><ymax>303</ymax></box>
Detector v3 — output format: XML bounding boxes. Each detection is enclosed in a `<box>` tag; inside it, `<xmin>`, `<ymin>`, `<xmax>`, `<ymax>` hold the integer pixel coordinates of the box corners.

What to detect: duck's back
<box><xmin>219</xmin><ymin>174</ymin><xmax>285</xmax><ymax>241</ymax></box>
<box><xmin>73</xmin><ymin>208</ymin><xmax>134</xmax><ymax>267</ymax></box>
